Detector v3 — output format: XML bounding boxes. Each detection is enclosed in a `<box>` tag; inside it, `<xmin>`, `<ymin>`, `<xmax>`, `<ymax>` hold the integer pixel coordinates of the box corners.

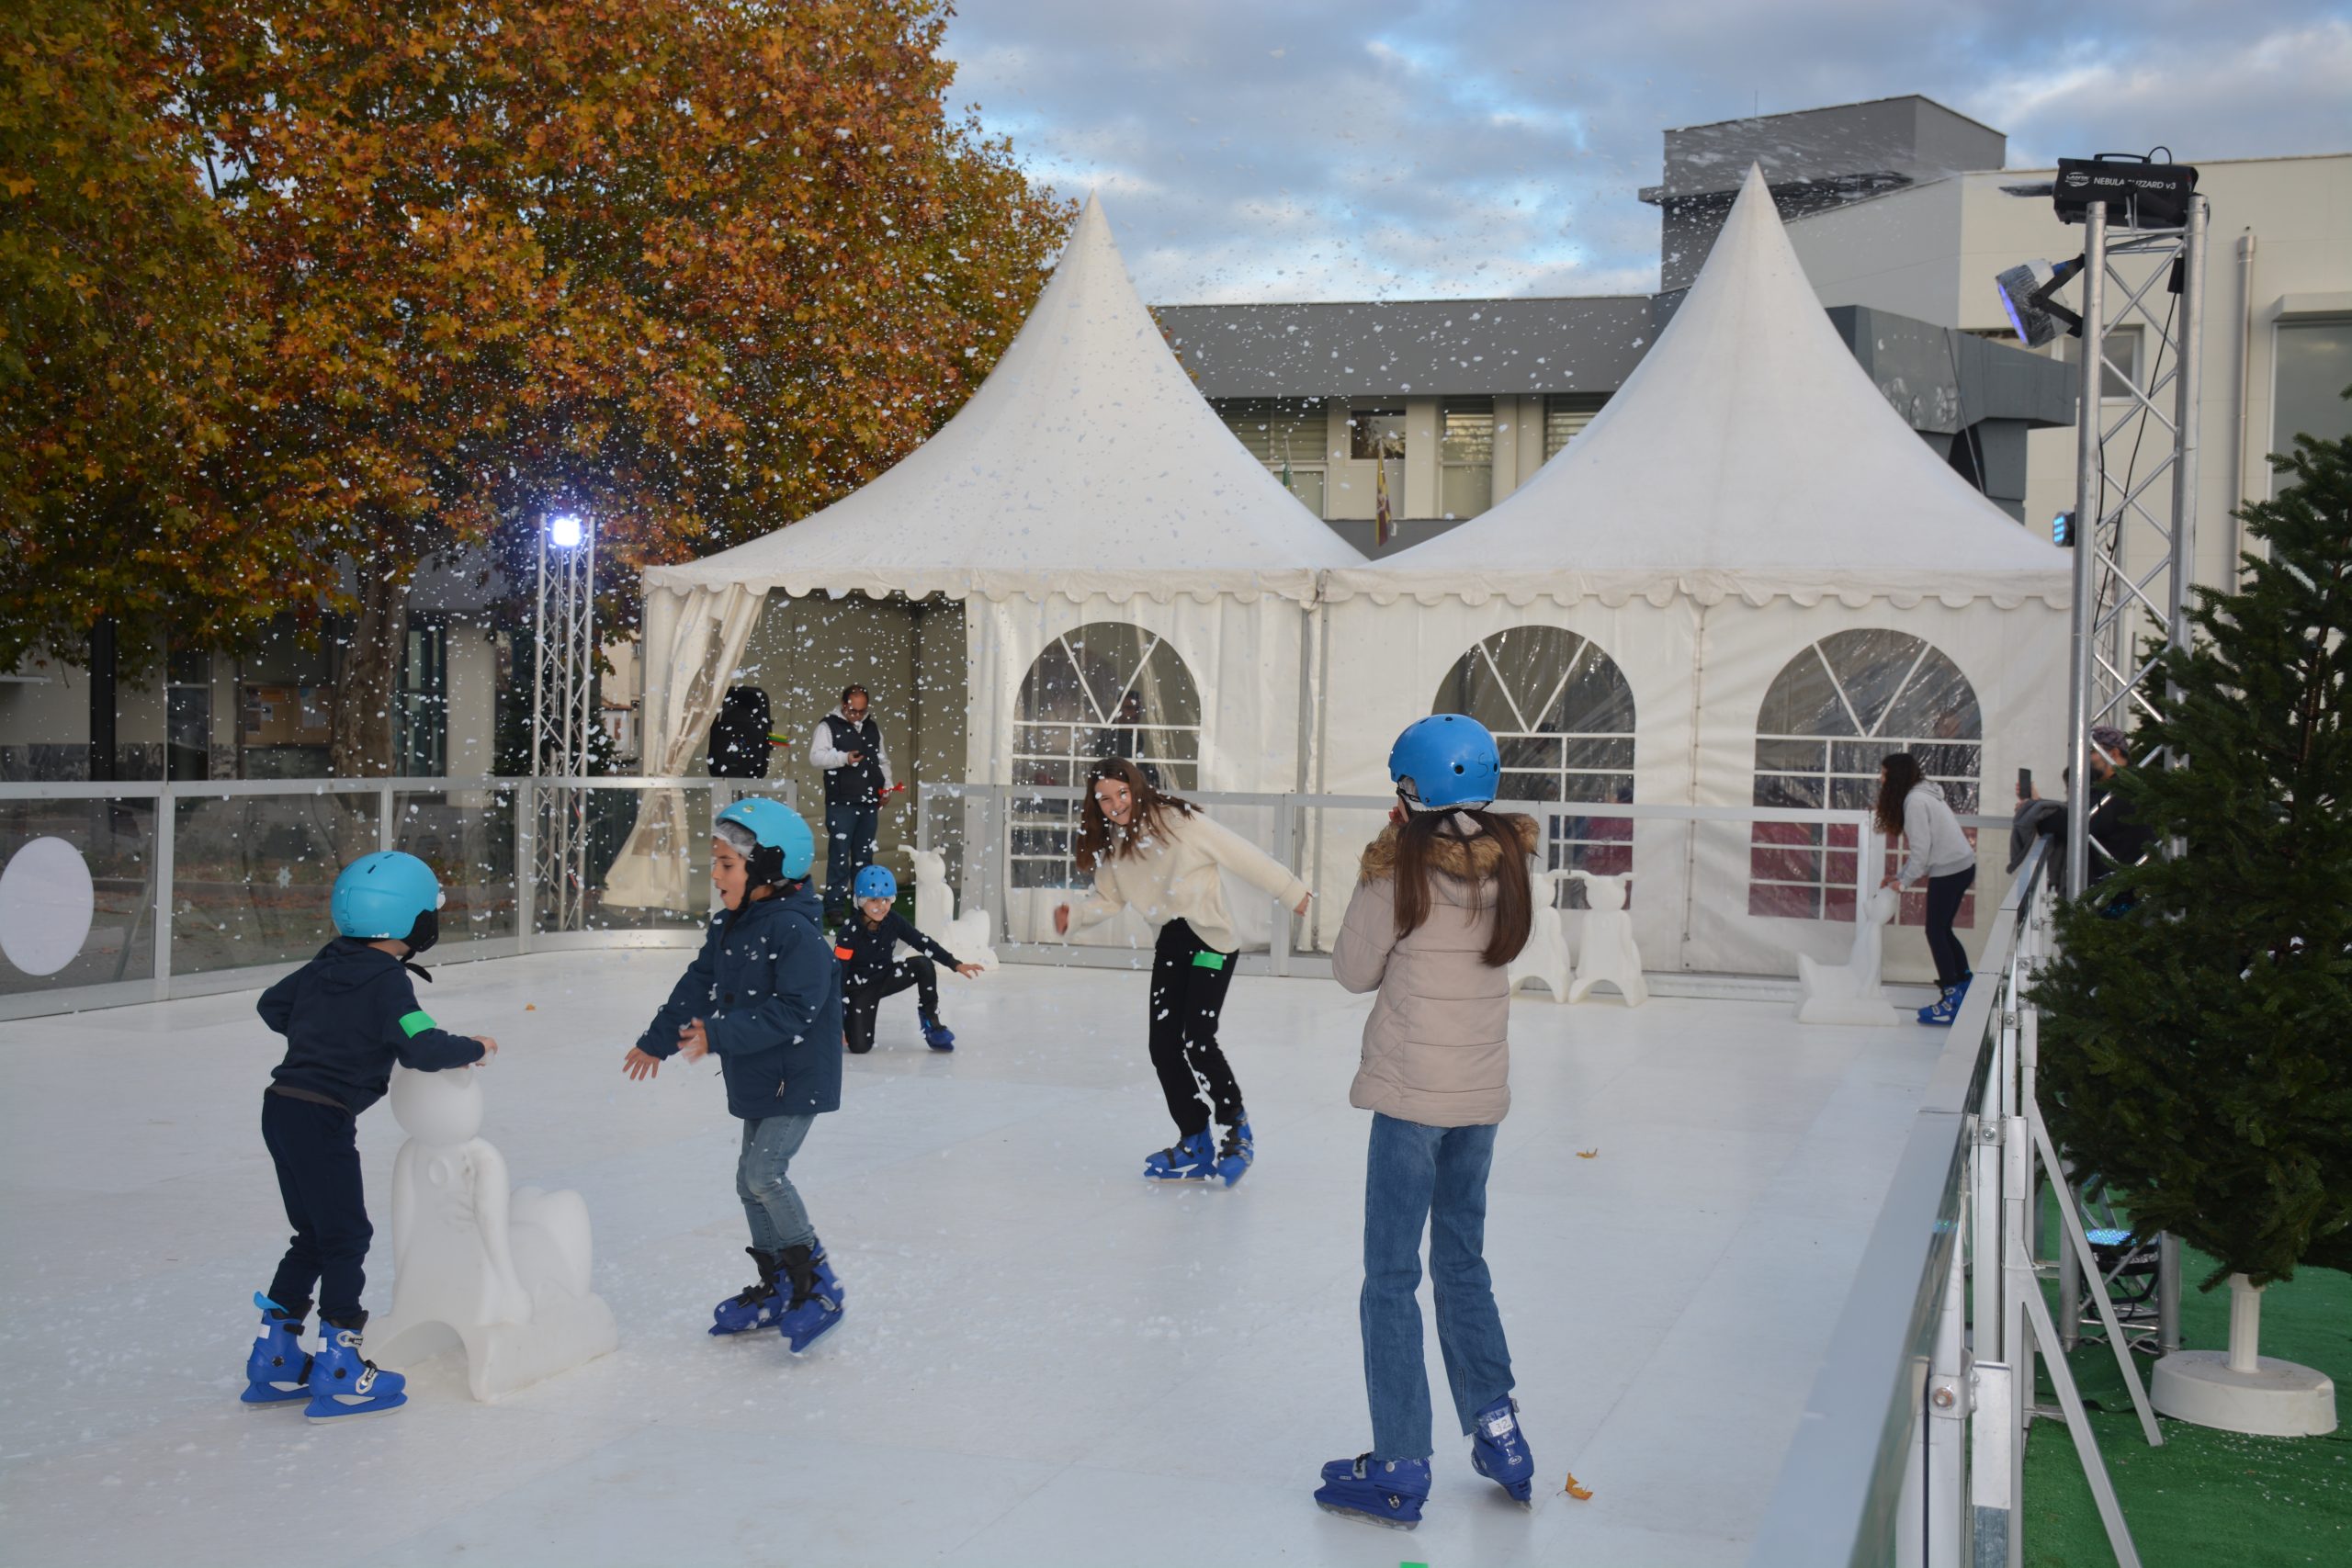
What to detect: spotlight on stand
<box><xmin>1995</xmin><ymin>256</ymin><xmax>2086</xmax><ymax>349</ymax></box>
<box><xmin>547</xmin><ymin>513</ymin><xmax>586</xmax><ymax>549</ymax></box>
<box><xmin>2052</xmin><ymin>510</ymin><xmax>2075</xmax><ymax>547</ymax></box>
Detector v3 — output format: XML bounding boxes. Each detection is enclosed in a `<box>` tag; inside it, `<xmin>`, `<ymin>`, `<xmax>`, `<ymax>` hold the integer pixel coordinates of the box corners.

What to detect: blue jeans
<box><xmin>738</xmin><ymin>1114</ymin><xmax>817</xmax><ymax>1252</ymax></box>
<box><xmin>1361</xmin><ymin>1112</ymin><xmax>1514</xmax><ymax>1461</ymax></box>
<box><xmin>823</xmin><ymin>802</ymin><xmax>878</xmax><ymax>918</ymax></box>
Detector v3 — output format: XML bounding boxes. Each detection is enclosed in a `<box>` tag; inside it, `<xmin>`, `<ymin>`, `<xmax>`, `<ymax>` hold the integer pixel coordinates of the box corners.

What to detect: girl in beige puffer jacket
<box><xmin>1314</xmin><ymin>714</ymin><xmax>1541</xmax><ymax>1530</ymax></box>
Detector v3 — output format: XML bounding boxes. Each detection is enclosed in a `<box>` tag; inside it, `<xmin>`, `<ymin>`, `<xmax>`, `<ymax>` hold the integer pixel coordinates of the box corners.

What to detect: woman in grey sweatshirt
<box><xmin>1876</xmin><ymin>751</ymin><xmax>1978</xmax><ymax>1021</ymax></box>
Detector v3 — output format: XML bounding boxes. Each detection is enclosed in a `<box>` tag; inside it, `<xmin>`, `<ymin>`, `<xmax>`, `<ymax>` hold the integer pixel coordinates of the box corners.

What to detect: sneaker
<box><xmin>1467</xmin><ymin>1394</ymin><xmax>1535</xmax><ymax>1504</ymax></box>
<box><xmin>1142</xmin><ymin>1130</ymin><xmax>1216</xmax><ymax>1181</ymax></box>
<box><xmin>1313</xmin><ymin>1454</ymin><xmax>1430</xmax><ymax>1529</ymax></box>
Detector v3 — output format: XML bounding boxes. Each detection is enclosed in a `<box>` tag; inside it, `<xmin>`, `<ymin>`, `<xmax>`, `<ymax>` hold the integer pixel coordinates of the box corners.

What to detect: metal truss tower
<box><xmin>531</xmin><ymin>513</ymin><xmax>597</xmax><ymax>932</ymax></box>
<box><xmin>2065</xmin><ymin>194</ymin><xmax>2208</xmax><ymax>895</ymax></box>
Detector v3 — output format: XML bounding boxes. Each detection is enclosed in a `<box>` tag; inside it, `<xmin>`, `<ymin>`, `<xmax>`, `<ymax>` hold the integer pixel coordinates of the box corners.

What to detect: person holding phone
<box><xmin>809</xmin><ymin>685</ymin><xmax>891</xmax><ymax>926</ymax></box>
<box><xmin>1052</xmin><ymin>758</ymin><xmax>1311</xmax><ymax>1185</ymax></box>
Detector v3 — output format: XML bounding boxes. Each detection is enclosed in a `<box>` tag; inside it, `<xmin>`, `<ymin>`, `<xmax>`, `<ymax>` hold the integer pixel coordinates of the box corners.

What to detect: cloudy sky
<box><xmin>941</xmin><ymin>0</ymin><xmax>2352</xmax><ymax>303</ymax></box>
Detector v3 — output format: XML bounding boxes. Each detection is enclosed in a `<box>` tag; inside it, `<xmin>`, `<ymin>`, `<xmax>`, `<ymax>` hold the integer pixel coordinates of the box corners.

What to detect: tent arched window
<box><xmin>1009</xmin><ymin>624</ymin><xmax>1203</xmax><ymax>888</ymax></box>
<box><xmin>1432</xmin><ymin>626</ymin><xmax>1635</xmax><ymax>906</ymax></box>
<box><xmin>1750</xmin><ymin>629</ymin><xmax>1982</xmax><ymax>922</ymax></box>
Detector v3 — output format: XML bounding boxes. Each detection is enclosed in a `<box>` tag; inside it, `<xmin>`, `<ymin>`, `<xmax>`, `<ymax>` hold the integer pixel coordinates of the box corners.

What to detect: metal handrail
<box><xmin>1746</xmin><ymin>835</ymin><xmax>2052</xmax><ymax>1567</ymax></box>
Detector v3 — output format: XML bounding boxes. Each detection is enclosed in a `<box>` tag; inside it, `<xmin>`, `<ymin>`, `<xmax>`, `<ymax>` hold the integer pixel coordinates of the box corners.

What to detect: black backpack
<box><xmin>707</xmin><ymin>686</ymin><xmax>773</xmax><ymax>779</ymax></box>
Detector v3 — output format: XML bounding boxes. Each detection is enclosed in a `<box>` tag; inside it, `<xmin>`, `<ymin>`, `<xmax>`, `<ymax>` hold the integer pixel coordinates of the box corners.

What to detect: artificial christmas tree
<box><xmin>2031</xmin><ymin>414</ymin><xmax>2350</xmax><ymax>1435</ymax></box>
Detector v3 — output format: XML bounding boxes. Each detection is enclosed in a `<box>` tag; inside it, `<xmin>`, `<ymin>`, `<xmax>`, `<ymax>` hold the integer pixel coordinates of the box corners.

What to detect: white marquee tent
<box><xmin>614</xmin><ymin>196</ymin><xmax>1361</xmax><ymax>914</ymax></box>
<box><xmin>1313</xmin><ymin>167</ymin><xmax>2074</xmax><ymax>980</ymax></box>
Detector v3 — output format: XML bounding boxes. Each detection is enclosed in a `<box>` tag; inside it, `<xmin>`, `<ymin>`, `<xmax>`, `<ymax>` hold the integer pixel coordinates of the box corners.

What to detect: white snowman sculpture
<box><xmin>1506</xmin><ymin>859</ymin><xmax>1578</xmax><ymax>1002</ymax></box>
<box><xmin>906</xmin><ymin>846</ymin><xmax>998</xmax><ymax>969</ymax></box>
<box><xmin>1794</xmin><ymin>886</ymin><xmax>1903</xmax><ymax>1026</ymax></box>
<box><xmin>1566</xmin><ymin>869</ymin><xmax>1648</xmax><ymax>1006</ymax></box>
<box><xmin>369</xmin><ymin>1065</ymin><xmax>618</xmax><ymax>1402</ymax></box>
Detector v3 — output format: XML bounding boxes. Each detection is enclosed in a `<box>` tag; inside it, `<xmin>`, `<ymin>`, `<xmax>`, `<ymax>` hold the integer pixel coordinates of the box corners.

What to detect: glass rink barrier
<box><xmin>909</xmin><ymin>781</ymin><xmax>2017</xmax><ymax>990</ymax></box>
<box><xmin>0</xmin><ymin>777</ymin><xmax>787</xmax><ymax>1020</ymax></box>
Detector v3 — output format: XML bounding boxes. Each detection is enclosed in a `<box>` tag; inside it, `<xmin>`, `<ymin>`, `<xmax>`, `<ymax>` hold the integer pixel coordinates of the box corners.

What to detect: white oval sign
<box><xmin>0</xmin><ymin>836</ymin><xmax>98</xmax><ymax>976</ymax></box>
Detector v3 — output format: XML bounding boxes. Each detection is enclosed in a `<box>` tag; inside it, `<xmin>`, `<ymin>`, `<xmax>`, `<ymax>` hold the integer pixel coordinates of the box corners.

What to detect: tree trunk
<box><xmin>331</xmin><ymin>569</ymin><xmax>408</xmax><ymax>777</ymax></box>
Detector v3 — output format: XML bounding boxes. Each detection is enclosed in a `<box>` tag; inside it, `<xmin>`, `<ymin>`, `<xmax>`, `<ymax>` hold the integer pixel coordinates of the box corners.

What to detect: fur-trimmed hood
<box><xmin>1358</xmin><ymin>813</ymin><xmax>1539</xmax><ymax>883</ymax></box>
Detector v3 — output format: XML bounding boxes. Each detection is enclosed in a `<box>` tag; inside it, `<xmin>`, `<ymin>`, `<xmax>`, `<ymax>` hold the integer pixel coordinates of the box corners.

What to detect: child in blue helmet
<box><xmin>621</xmin><ymin>796</ymin><xmax>848</xmax><ymax>1352</ymax></box>
<box><xmin>834</xmin><ymin>863</ymin><xmax>985</xmax><ymax>1054</ymax></box>
<box><xmin>1314</xmin><ymin>715</ymin><xmax>1541</xmax><ymax>1529</ymax></box>
<box><xmin>242</xmin><ymin>851</ymin><xmax>497</xmax><ymax>1421</ymax></box>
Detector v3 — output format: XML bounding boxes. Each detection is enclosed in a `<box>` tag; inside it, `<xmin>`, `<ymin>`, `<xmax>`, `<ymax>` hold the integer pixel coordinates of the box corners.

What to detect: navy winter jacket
<box><xmin>635</xmin><ymin>884</ymin><xmax>843</xmax><ymax>1119</ymax></box>
<box><xmin>834</xmin><ymin>910</ymin><xmax>960</xmax><ymax>991</ymax></box>
<box><xmin>259</xmin><ymin>938</ymin><xmax>486</xmax><ymax>1113</ymax></box>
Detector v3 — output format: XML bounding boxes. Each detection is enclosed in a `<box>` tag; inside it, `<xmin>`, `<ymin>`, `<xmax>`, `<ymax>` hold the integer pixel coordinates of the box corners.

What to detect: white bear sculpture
<box><xmin>369</xmin><ymin>1065</ymin><xmax>618</xmax><ymax>1402</ymax></box>
<box><xmin>1567</xmin><ymin>870</ymin><xmax>1648</xmax><ymax>1006</ymax></box>
<box><xmin>907</xmin><ymin>846</ymin><xmax>998</xmax><ymax>970</ymax></box>
<box><xmin>1506</xmin><ymin>860</ymin><xmax>1577</xmax><ymax>1002</ymax></box>
<box><xmin>1794</xmin><ymin>886</ymin><xmax>1902</xmax><ymax>1026</ymax></box>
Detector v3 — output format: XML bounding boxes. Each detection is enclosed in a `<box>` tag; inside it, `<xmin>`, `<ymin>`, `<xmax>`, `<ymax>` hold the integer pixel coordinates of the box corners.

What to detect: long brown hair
<box><xmin>1874</xmin><ymin>751</ymin><xmax>1925</xmax><ymax>837</ymax></box>
<box><xmin>1072</xmin><ymin>758</ymin><xmax>1197</xmax><ymax>875</ymax></box>
<box><xmin>1392</xmin><ymin>808</ymin><xmax>1533</xmax><ymax>968</ymax></box>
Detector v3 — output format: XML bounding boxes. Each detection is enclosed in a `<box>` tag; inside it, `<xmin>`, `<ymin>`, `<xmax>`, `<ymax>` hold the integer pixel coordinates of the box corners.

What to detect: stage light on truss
<box><xmin>1994</xmin><ymin>256</ymin><xmax>2086</xmax><ymax>349</ymax></box>
<box><xmin>547</xmin><ymin>513</ymin><xmax>587</xmax><ymax>549</ymax></box>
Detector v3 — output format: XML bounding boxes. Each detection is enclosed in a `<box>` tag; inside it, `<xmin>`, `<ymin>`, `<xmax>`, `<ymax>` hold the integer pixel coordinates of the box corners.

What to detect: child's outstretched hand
<box><xmin>471</xmin><ymin>1035</ymin><xmax>500</xmax><ymax>1064</ymax></box>
<box><xmin>678</xmin><ymin>1019</ymin><xmax>711</xmax><ymax>1063</ymax></box>
<box><xmin>955</xmin><ymin>962</ymin><xmax>985</xmax><ymax>979</ymax></box>
<box><xmin>621</xmin><ymin>1046</ymin><xmax>662</xmax><ymax>1081</ymax></box>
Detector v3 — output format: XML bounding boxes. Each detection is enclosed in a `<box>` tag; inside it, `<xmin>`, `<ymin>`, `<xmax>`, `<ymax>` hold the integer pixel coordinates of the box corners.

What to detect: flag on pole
<box><xmin>1374</xmin><ymin>457</ymin><xmax>1394</xmax><ymax>548</ymax></box>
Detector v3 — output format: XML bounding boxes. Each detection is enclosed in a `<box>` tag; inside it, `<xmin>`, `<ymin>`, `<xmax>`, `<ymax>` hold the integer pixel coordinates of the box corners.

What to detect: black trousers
<box><xmin>261</xmin><ymin>1091</ymin><xmax>372</xmax><ymax>1325</ymax></box>
<box><xmin>1923</xmin><ymin>865</ymin><xmax>1977</xmax><ymax>990</ymax></box>
<box><xmin>1147</xmin><ymin>919</ymin><xmax>1244</xmax><ymax>1139</ymax></box>
<box><xmin>844</xmin><ymin>956</ymin><xmax>940</xmax><ymax>1054</ymax></box>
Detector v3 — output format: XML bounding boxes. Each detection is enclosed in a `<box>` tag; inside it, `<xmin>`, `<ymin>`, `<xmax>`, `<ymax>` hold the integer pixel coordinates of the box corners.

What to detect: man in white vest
<box><xmin>809</xmin><ymin>685</ymin><xmax>892</xmax><ymax>924</ymax></box>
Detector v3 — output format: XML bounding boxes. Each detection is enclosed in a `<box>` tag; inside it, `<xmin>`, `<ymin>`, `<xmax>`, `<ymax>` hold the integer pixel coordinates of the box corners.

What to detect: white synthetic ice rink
<box><xmin>0</xmin><ymin>953</ymin><xmax>1943</xmax><ymax>1568</ymax></box>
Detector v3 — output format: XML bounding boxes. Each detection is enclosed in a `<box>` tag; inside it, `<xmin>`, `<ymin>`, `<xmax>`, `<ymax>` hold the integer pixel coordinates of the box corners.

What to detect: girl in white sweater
<box><xmin>1876</xmin><ymin>751</ymin><xmax>1978</xmax><ymax>1025</ymax></box>
<box><xmin>1053</xmin><ymin>758</ymin><xmax>1311</xmax><ymax>1184</ymax></box>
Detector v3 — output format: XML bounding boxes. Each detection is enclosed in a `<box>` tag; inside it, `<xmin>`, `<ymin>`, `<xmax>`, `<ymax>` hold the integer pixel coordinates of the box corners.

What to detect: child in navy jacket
<box><xmin>835</xmin><ymin>863</ymin><xmax>983</xmax><ymax>1053</ymax></box>
<box><xmin>623</xmin><ymin>797</ymin><xmax>848</xmax><ymax>1352</ymax></box>
<box><xmin>243</xmin><ymin>852</ymin><xmax>494</xmax><ymax>1422</ymax></box>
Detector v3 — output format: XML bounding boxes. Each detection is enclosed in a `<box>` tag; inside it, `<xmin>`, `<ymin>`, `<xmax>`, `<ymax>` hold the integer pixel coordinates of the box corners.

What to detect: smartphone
<box><xmin>2017</xmin><ymin>767</ymin><xmax>2032</xmax><ymax>801</ymax></box>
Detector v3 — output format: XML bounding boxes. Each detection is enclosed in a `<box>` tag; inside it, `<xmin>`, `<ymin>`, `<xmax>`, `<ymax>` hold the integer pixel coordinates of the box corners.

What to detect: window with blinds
<box><xmin>1442</xmin><ymin>397</ymin><xmax>1495</xmax><ymax>517</ymax></box>
<box><xmin>1211</xmin><ymin>398</ymin><xmax>1329</xmax><ymax>464</ymax></box>
<box><xmin>1544</xmin><ymin>393</ymin><xmax>1610</xmax><ymax>459</ymax></box>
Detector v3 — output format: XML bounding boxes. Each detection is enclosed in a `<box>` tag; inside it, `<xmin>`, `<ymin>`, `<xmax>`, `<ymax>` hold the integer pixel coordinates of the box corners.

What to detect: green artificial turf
<box><xmin>2022</xmin><ymin>1234</ymin><xmax>2352</xmax><ymax>1568</ymax></box>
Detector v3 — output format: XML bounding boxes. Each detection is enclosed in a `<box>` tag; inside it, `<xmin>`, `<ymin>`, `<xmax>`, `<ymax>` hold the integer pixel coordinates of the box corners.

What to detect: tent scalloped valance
<box><xmin>1317</xmin><ymin>571</ymin><xmax>2070</xmax><ymax>612</ymax></box>
<box><xmin>639</xmin><ymin>570</ymin><xmax>1307</xmax><ymax>609</ymax></box>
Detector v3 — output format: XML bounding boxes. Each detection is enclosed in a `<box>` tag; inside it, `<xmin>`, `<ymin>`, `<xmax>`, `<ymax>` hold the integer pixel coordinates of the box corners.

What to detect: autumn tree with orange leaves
<box><xmin>0</xmin><ymin>0</ymin><xmax>301</xmax><ymax>678</ymax></box>
<box><xmin>9</xmin><ymin>0</ymin><xmax>1067</xmax><ymax>773</ymax></box>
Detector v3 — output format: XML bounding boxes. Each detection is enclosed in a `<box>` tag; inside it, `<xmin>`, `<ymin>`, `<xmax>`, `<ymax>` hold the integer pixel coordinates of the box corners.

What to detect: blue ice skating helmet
<box><xmin>1388</xmin><ymin>714</ymin><xmax>1503</xmax><ymax>811</ymax></box>
<box><xmin>715</xmin><ymin>796</ymin><xmax>816</xmax><ymax>884</ymax></box>
<box><xmin>853</xmin><ymin>864</ymin><xmax>898</xmax><ymax>902</ymax></box>
<box><xmin>331</xmin><ymin>852</ymin><xmax>444</xmax><ymax>942</ymax></box>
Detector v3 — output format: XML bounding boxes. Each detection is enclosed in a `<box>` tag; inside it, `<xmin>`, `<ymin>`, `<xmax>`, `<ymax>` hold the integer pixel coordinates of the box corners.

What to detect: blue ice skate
<box><xmin>240</xmin><ymin>1292</ymin><xmax>312</xmax><ymax>1406</ymax></box>
<box><xmin>776</xmin><ymin>1243</ymin><xmax>844</xmax><ymax>1354</ymax></box>
<box><xmin>710</xmin><ymin>1247</ymin><xmax>786</xmax><ymax>1336</ymax></box>
<box><xmin>1468</xmin><ymin>1393</ymin><xmax>1535</xmax><ymax>1504</ymax></box>
<box><xmin>1142</xmin><ymin>1130</ymin><xmax>1216</xmax><ymax>1181</ymax></box>
<box><xmin>1313</xmin><ymin>1454</ymin><xmax>1429</xmax><ymax>1529</ymax></box>
<box><xmin>303</xmin><ymin>1323</ymin><xmax>407</xmax><ymax>1422</ymax></box>
<box><xmin>1918</xmin><ymin>976</ymin><xmax>1970</xmax><ymax>1027</ymax></box>
<box><xmin>1215</xmin><ymin>1120</ymin><xmax>1255</xmax><ymax>1187</ymax></box>
<box><xmin>920</xmin><ymin>1014</ymin><xmax>956</xmax><ymax>1052</ymax></box>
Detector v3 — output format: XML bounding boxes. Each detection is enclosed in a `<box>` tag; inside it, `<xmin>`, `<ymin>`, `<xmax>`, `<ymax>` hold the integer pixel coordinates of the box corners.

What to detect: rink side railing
<box><xmin>4</xmin><ymin>774</ymin><xmax>2017</xmax><ymax>1021</ymax></box>
<box><xmin>0</xmin><ymin>776</ymin><xmax>775</xmax><ymax>1021</ymax></box>
<box><xmin>1745</xmin><ymin>838</ymin><xmax>2116</xmax><ymax>1568</ymax></box>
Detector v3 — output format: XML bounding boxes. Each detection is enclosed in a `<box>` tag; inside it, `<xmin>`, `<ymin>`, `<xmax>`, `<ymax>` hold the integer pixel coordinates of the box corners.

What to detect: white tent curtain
<box><xmin>604</xmin><ymin>582</ymin><xmax>768</xmax><ymax>909</ymax></box>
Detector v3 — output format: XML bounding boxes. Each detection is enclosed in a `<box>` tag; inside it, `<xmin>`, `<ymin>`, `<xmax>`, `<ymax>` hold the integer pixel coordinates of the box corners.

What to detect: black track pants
<box><xmin>1146</xmin><ymin>919</ymin><xmax>1244</xmax><ymax>1138</ymax></box>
